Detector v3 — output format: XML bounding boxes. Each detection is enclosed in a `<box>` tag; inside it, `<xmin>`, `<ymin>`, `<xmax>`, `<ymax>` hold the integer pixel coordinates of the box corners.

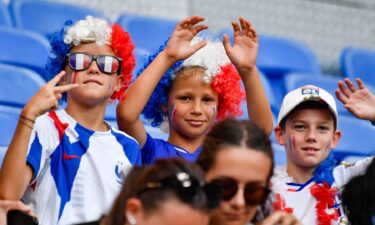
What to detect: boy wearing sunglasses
<box><xmin>272</xmin><ymin>83</ymin><xmax>374</xmax><ymax>225</ymax></box>
<box><xmin>0</xmin><ymin>16</ymin><xmax>141</xmax><ymax>225</ymax></box>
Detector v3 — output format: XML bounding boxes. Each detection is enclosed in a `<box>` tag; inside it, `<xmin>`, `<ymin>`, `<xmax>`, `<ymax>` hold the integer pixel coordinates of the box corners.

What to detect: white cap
<box><xmin>277</xmin><ymin>85</ymin><xmax>338</xmax><ymax>126</ymax></box>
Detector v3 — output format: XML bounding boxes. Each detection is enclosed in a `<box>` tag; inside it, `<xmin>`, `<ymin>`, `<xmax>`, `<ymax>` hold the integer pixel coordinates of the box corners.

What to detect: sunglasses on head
<box><xmin>210</xmin><ymin>177</ymin><xmax>270</xmax><ymax>206</ymax></box>
<box><xmin>137</xmin><ymin>171</ymin><xmax>221</xmax><ymax>210</ymax></box>
<box><xmin>66</xmin><ymin>52</ymin><xmax>122</xmax><ymax>75</ymax></box>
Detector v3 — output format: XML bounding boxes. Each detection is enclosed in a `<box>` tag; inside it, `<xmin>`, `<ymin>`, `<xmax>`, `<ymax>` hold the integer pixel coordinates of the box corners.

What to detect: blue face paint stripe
<box><xmin>49</xmin><ymin>124</ymin><xmax>94</xmax><ymax>221</ymax></box>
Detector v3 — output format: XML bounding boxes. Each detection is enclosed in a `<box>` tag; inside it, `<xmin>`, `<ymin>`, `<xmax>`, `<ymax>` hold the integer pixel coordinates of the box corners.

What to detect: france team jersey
<box><xmin>22</xmin><ymin>109</ymin><xmax>141</xmax><ymax>225</ymax></box>
<box><xmin>269</xmin><ymin>157</ymin><xmax>373</xmax><ymax>225</ymax></box>
<box><xmin>141</xmin><ymin>133</ymin><xmax>202</xmax><ymax>165</ymax></box>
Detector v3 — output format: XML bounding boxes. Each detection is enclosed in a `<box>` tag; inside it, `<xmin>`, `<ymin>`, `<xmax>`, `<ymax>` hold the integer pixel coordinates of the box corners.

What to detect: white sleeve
<box><xmin>333</xmin><ymin>156</ymin><xmax>374</xmax><ymax>187</ymax></box>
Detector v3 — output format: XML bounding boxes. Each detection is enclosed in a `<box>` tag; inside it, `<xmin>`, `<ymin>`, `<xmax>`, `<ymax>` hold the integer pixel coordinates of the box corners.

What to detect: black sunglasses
<box><xmin>210</xmin><ymin>177</ymin><xmax>270</xmax><ymax>206</ymax></box>
<box><xmin>66</xmin><ymin>52</ymin><xmax>122</xmax><ymax>75</ymax></box>
<box><xmin>137</xmin><ymin>172</ymin><xmax>221</xmax><ymax>210</ymax></box>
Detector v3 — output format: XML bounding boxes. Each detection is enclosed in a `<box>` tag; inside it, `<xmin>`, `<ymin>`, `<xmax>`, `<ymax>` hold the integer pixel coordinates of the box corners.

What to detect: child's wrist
<box><xmin>20</xmin><ymin>108</ymin><xmax>38</xmax><ymax>122</ymax></box>
<box><xmin>161</xmin><ymin>50</ymin><xmax>178</xmax><ymax>66</ymax></box>
<box><xmin>238</xmin><ymin>66</ymin><xmax>258</xmax><ymax>78</ymax></box>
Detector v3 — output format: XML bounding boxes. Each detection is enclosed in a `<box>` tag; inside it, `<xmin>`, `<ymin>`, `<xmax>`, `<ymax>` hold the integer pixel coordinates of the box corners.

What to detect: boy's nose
<box><xmin>191</xmin><ymin>101</ymin><xmax>203</xmax><ymax>115</ymax></box>
<box><xmin>87</xmin><ymin>60</ymin><xmax>100</xmax><ymax>75</ymax></box>
<box><xmin>305</xmin><ymin>129</ymin><xmax>317</xmax><ymax>142</ymax></box>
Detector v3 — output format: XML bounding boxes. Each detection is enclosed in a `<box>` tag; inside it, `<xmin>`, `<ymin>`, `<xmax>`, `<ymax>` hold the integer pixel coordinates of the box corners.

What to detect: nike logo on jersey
<box><xmin>63</xmin><ymin>152</ymin><xmax>79</xmax><ymax>160</ymax></box>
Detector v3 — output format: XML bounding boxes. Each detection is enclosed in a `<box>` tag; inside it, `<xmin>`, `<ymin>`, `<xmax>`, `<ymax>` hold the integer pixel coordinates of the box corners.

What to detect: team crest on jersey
<box><xmin>115</xmin><ymin>161</ymin><xmax>125</xmax><ymax>184</ymax></box>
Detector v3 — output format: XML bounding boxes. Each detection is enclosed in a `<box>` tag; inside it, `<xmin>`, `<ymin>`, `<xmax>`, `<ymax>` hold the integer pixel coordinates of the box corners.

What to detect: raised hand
<box><xmin>336</xmin><ymin>78</ymin><xmax>375</xmax><ymax>121</ymax></box>
<box><xmin>22</xmin><ymin>71</ymin><xmax>79</xmax><ymax>120</ymax></box>
<box><xmin>165</xmin><ymin>16</ymin><xmax>208</xmax><ymax>62</ymax></box>
<box><xmin>223</xmin><ymin>17</ymin><xmax>258</xmax><ymax>74</ymax></box>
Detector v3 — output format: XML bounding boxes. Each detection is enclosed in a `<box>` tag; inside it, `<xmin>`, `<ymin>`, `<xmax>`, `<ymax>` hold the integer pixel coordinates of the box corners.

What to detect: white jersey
<box><xmin>23</xmin><ymin>109</ymin><xmax>141</xmax><ymax>225</ymax></box>
<box><xmin>269</xmin><ymin>157</ymin><xmax>373</xmax><ymax>225</ymax></box>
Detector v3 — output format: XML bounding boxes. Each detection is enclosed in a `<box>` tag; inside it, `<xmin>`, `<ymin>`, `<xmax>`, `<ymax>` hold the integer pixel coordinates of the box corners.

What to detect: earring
<box><xmin>126</xmin><ymin>212</ymin><xmax>137</xmax><ymax>225</ymax></box>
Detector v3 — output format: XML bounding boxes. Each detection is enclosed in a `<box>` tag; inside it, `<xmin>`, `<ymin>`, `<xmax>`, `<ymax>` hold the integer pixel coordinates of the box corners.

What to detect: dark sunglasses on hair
<box><xmin>66</xmin><ymin>52</ymin><xmax>122</xmax><ymax>75</ymax></box>
<box><xmin>210</xmin><ymin>177</ymin><xmax>270</xmax><ymax>206</ymax></box>
<box><xmin>137</xmin><ymin>172</ymin><xmax>221</xmax><ymax>210</ymax></box>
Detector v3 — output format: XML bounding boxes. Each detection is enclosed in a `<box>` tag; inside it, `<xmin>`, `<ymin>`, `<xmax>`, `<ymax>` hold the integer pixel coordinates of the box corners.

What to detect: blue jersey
<box><xmin>23</xmin><ymin>109</ymin><xmax>141</xmax><ymax>225</ymax></box>
<box><xmin>141</xmin><ymin>133</ymin><xmax>202</xmax><ymax>165</ymax></box>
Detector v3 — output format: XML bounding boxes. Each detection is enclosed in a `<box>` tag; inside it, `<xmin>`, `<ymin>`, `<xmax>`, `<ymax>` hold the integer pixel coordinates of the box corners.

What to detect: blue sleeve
<box><xmin>26</xmin><ymin>132</ymin><xmax>43</xmax><ymax>180</ymax></box>
<box><xmin>141</xmin><ymin>133</ymin><xmax>157</xmax><ymax>165</ymax></box>
<box><xmin>126</xmin><ymin>140</ymin><xmax>142</xmax><ymax>166</ymax></box>
<box><xmin>111</xmin><ymin>129</ymin><xmax>142</xmax><ymax>166</ymax></box>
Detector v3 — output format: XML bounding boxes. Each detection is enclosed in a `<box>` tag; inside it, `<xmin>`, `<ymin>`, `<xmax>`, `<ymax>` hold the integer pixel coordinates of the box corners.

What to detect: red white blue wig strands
<box><xmin>46</xmin><ymin>16</ymin><xmax>135</xmax><ymax>101</ymax></box>
<box><xmin>136</xmin><ymin>36</ymin><xmax>245</xmax><ymax>127</ymax></box>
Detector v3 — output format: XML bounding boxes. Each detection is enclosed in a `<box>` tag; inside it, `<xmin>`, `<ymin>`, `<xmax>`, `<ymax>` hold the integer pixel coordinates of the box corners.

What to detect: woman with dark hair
<box><xmin>341</xmin><ymin>158</ymin><xmax>375</xmax><ymax>225</ymax></box>
<box><xmin>197</xmin><ymin>118</ymin><xmax>301</xmax><ymax>225</ymax></box>
<box><xmin>105</xmin><ymin>158</ymin><xmax>220</xmax><ymax>225</ymax></box>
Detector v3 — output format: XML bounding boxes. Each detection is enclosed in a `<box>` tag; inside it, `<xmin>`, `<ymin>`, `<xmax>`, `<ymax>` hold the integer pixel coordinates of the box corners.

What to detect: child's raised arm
<box><xmin>336</xmin><ymin>78</ymin><xmax>375</xmax><ymax>121</ymax></box>
<box><xmin>222</xmin><ymin>17</ymin><xmax>273</xmax><ymax>136</ymax></box>
<box><xmin>117</xmin><ymin>16</ymin><xmax>208</xmax><ymax>147</ymax></box>
<box><xmin>0</xmin><ymin>71</ymin><xmax>78</xmax><ymax>200</ymax></box>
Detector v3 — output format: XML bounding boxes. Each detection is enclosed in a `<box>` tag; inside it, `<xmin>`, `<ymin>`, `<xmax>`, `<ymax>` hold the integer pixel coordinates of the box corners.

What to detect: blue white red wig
<box><xmin>137</xmin><ymin>37</ymin><xmax>245</xmax><ymax>127</ymax></box>
<box><xmin>46</xmin><ymin>16</ymin><xmax>135</xmax><ymax>100</ymax></box>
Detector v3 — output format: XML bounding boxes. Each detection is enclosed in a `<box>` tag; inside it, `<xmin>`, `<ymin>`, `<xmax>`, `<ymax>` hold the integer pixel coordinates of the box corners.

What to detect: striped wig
<box><xmin>137</xmin><ymin>37</ymin><xmax>245</xmax><ymax>127</ymax></box>
<box><xmin>46</xmin><ymin>16</ymin><xmax>135</xmax><ymax>100</ymax></box>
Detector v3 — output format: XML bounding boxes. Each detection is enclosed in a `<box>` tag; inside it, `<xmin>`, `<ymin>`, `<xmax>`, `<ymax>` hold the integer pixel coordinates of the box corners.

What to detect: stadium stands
<box><xmin>216</xmin><ymin>30</ymin><xmax>321</xmax><ymax>77</ymax></box>
<box><xmin>0</xmin><ymin>105</ymin><xmax>21</xmax><ymax>147</ymax></box>
<box><xmin>0</xmin><ymin>27</ymin><xmax>50</xmax><ymax>80</ymax></box>
<box><xmin>334</xmin><ymin>115</ymin><xmax>375</xmax><ymax>161</ymax></box>
<box><xmin>9</xmin><ymin>0</ymin><xmax>106</xmax><ymax>40</ymax></box>
<box><xmin>238</xmin><ymin>70</ymin><xmax>278</xmax><ymax>119</ymax></box>
<box><xmin>0</xmin><ymin>64</ymin><xmax>45</xmax><ymax>107</ymax></box>
<box><xmin>0</xmin><ymin>0</ymin><xmax>12</xmax><ymax>27</ymax></box>
<box><xmin>117</xmin><ymin>13</ymin><xmax>177</xmax><ymax>52</ymax></box>
<box><xmin>341</xmin><ymin>47</ymin><xmax>375</xmax><ymax>87</ymax></box>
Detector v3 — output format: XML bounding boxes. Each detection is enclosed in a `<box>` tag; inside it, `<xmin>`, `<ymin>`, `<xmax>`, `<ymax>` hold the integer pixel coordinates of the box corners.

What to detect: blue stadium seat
<box><xmin>238</xmin><ymin>70</ymin><xmax>278</xmax><ymax>119</ymax></box>
<box><xmin>104</xmin><ymin>102</ymin><xmax>118</xmax><ymax>122</ymax></box>
<box><xmin>0</xmin><ymin>146</ymin><xmax>7</xmax><ymax>166</ymax></box>
<box><xmin>217</xmin><ymin>30</ymin><xmax>321</xmax><ymax>105</ymax></box>
<box><xmin>0</xmin><ymin>105</ymin><xmax>21</xmax><ymax>146</ymax></box>
<box><xmin>117</xmin><ymin>14</ymin><xmax>177</xmax><ymax>52</ymax></box>
<box><xmin>0</xmin><ymin>27</ymin><xmax>50</xmax><ymax>79</ymax></box>
<box><xmin>0</xmin><ymin>1</ymin><xmax>12</xmax><ymax>27</ymax></box>
<box><xmin>334</xmin><ymin>115</ymin><xmax>375</xmax><ymax>160</ymax></box>
<box><xmin>134</xmin><ymin>47</ymin><xmax>151</xmax><ymax>79</ymax></box>
<box><xmin>9</xmin><ymin>0</ymin><xmax>106</xmax><ymax>40</ymax></box>
<box><xmin>257</xmin><ymin>35</ymin><xmax>321</xmax><ymax>77</ymax></box>
<box><xmin>0</xmin><ymin>64</ymin><xmax>45</xmax><ymax>107</ymax></box>
<box><xmin>341</xmin><ymin>47</ymin><xmax>375</xmax><ymax>86</ymax></box>
<box><xmin>272</xmin><ymin>143</ymin><xmax>287</xmax><ymax>166</ymax></box>
<box><xmin>216</xmin><ymin>30</ymin><xmax>321</xmax><ymax>77</ymax></box>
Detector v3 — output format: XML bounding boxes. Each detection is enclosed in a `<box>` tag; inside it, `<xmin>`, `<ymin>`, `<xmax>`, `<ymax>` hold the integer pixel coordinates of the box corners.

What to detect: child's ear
<box><xmin>274</xmin><ymin>125</ymin><xmax>286</xmax><ymax>145</ymax></box>
<box><xmin>114</xmin><ymin>75</ymin><xmax>124</xmax><ymax>92</ymax></box>
<box><xmin>330</xmin><ymin>129</ymin><xmax>342</xmax><ymax>149</ymax></box>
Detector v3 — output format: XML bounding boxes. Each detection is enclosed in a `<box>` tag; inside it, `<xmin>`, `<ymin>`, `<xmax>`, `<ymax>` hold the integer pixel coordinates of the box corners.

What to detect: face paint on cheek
<box><xmin>323</xmin><ymin>140</ymin><xmax>331</xmax><ymax>153</ymax></box>
<box><xmin>168</xmin><ymin>104</ymin><xmax>177</xmax><ymax>124</ymax></box>
<box><xmin>212</xmin><ymin>106</ymin><xmax>217</xmax><ymax>119</ymax></box>
<box><xmin>71</xmin><ymin>71</ymin><xmax>78</xmax><ymax>84</ymax></box>
<box><xmin>286</xmin><ymin>135</ymin><xmax>296</xmax><ymax>152</ymax></box>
